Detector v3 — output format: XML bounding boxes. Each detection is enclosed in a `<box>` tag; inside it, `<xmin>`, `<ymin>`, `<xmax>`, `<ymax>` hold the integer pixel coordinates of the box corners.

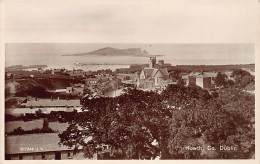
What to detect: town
<box><xmin>5</xmin><ymin>56</ymin><xmax>255</xmax><ymax>160</ymax></box>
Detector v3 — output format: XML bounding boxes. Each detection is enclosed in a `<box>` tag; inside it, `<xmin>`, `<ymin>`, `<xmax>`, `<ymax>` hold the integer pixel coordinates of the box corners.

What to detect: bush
<box><xmin>5</xmin><ymin>99</ymin><xmax>17</xmax><ymax>109</ymax></box>
<box><xmin>7</xmin><ymin>126</ymin><xmax>56</xmax><ymax>136</ymax></box>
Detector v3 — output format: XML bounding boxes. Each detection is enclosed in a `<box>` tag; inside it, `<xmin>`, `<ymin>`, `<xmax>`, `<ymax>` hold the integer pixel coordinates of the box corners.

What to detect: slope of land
<box><xmin>62</xmin><ymin>47</ymin><xmax>153</xmax><ymax>57</ymax></box>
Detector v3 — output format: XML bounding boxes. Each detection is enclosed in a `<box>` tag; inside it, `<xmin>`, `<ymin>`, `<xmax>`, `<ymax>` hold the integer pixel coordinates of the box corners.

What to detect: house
<box><xmin>85</xmin><ymin>75</ymin><xmax>121</xmax><ymax>96</ymax></box>
<box><xmin>182</xmin><ymin>72</ymin><xmax>218</xmax><ymax>89</ymax></box>
<box><xmin>54</xmin><ymin>86</ymin><xmax>83</xmax><ymax>95</ymax></box>
<box><xmin>55</xmin><ymin>89</ymin><xmax>67</xmax><ymax>93</ymax></box>
<box><xmin>51</xmin><ymin>69</ymin><xmax>64</xmax><ymax>75</ymax></box>
<box><xmin>5</xmin><ymin>119</ymin><xmax>69</xmax><ymax>133</ymax></box>
<box><xmin>10</xmin><ymin>107</ymin><xmax>81</xmax><ymax>116</ymax></box>
<box><xmin>10</xmin><ymin>99</ymin><xmax>83</xmax><ymax>116</ymax></box>
<box><xmin>21</xmin><ymin>99</ymin><xmax>82</xmax><ymax>108</ymax></box>
<box><xmin>72</xmin><ymin>87</ymin><xmax>84</xmax><ymax>95</ymax></box>
<box><xmin>85</xmin><ymin>78</ymin><xmax>99</xmax><ymax>86</ymax></box>
<box><xmin>5</xmin><ymin>133</ymin><xmax>94</xmax><ymax>160</ymax></box>
<box><xmin>196</xmin><ymin>74</ymin><xmax>212</xmax><ymax>89</ymax></box>
<box><xmin>66</xmin><ymin>87</ymin><xmax>73</xmax><ymax>93</ymax></box>
<box><xmin>116</xmin><ymin>73</ymin><xmax>139</xmax><ymax>84</ymax></box>
<box><xmin>68</xmin><ymin>70</ymin><xmax>85</xmax><ymax>78</ymax></box>
<box><xmin>137</xmin><ymin>56</ymin><xmax>170</xmax><ymax>90</ymax></box>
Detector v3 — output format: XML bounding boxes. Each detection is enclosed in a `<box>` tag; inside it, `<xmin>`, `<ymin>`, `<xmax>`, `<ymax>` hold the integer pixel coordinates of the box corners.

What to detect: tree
<box><xmin>227</xmin><ymin>80</ymin><xmax>235</xmax><ymax>89</ymax></box>
<box><xmin>216</xmin><ymin>88</ymin><xmax>255</xmax><ymax>158</ymax></box>
<box><xmin>5</xmin><ymin>98</ymin><xmax>17</xmax><ymax>109</ymax></box>
<box><xmin>59</xmin><ymin>85</ymin><xmax>255</xmax><ymax>159</ymax></box>
<box><xmin>240</xmin><ymin>75</ymin><xmax>252</xmax><ymax>88</ymax></box>
<box><xmin>5</xmin><ymin>88</ymin><xmax>11</xmax><ymax>98</ymax></box>
<box><xmin>177</xmin><ymin>77</ymin><xmax>184</xmax><ymax>86</ymax></box>
<box><xmin>59</xmin><ymin>88</ymin><xmax>168</xmax><ymax>159</ymax></box>
<box><xmin>214</xmin><ymin>72</ymin><xmax>227</xmax><ymax>88</ymax></box>
<box><xmin>83</xmin><ymin>88</ymin><xmax>92</xmax><ymax>96</ymax></box>
<box><xmin>231</xmin><ymin>69</ymin><xmax>251</xmax><ymax>78</ymax></box>
<box><xmin>15</xmin><ymin>86</ymin><xmax>51</xmax><ymax>98</ymax></box>
<box><xmin>163</xmin><ymin>85</ymin><xmax>254</xmax><ymax>159</ymax></box>
<box><xmin>231</xmin><ymin>69</ymin><xmax>252</xmax><ymax>88</ymax></box>
<box><xmin>169</xmin><ymin>70</ymin><xmax>180</xmax><ymax>79</ymax></box>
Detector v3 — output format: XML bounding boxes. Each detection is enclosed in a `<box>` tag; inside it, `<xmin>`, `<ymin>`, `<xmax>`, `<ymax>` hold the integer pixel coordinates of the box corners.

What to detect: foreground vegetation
<box><xmin>58</xmin><ymin>84</ymin><xmax>255</xmax><ymax>159</ymax></box>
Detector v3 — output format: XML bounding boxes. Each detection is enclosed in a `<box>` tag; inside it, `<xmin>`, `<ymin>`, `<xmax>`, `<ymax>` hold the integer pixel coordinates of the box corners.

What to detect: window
<box><xmin>5</xmin><ymin>154</ymin><xmax>11</xmax><ymax>160</ymax></box>
<box><xmin>55</xmin><ymin>152</ymin><xmax>61</xmax><ymax>160</ymax></box>
<box><xmin>19</xmin><ymin>154</ymin><xmax>23</xmax><ymax>160</ymax></box>
<box><xmin>42</xmin><ymin>153</ymin><xmax>46</xmax><ymax>159</ymax></box>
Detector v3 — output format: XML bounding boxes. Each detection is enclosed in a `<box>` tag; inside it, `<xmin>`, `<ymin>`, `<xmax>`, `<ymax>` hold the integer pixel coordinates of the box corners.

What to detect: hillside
<box><xmin>175</xmin><ymin>64</ymin><xmax>255</xmax><ymax>72</ymax></box>
<box><xmin>62</xmin><ymin>47</ymin><xmax>150</xmax><ymax>57</ymax></box>
<box><xmin>12</xmin><ymin>78</ymin><xmax>79</xmax><ymax>91</ymax></box>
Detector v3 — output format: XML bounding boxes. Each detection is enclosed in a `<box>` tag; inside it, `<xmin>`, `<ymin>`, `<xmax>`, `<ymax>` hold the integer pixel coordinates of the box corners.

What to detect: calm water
<box><xmin>5</xmin><ymin>43</ymin><xmax>254</xmax><ymax>70</ymax></box>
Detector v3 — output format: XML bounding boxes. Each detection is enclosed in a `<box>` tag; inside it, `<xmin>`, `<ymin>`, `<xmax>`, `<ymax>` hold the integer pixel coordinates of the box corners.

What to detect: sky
<box><xmin>3</xmin><ymin>0</ymin><xmax>259</xmax><ymax>43</ymax></box>
<box><xmin>2</xmin><ymin>0</ymin><xmax>259</xmax><ymax>65</ymax></box>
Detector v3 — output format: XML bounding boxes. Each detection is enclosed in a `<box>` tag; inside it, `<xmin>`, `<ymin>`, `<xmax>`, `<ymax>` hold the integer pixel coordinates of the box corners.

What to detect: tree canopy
<box><xmin>59</xmin><ymin>84</ymin><xmax>255</xmax><ymax>159</ymax></box>
<box><xmin>231</xmin><ymin>69</ymin><xmax>254</xmax><ymax>88</ymax></box>
<box><xmin>214</xmin><ymin>72</ymin><xmax>228</xmax><ymax>88</ymax></box>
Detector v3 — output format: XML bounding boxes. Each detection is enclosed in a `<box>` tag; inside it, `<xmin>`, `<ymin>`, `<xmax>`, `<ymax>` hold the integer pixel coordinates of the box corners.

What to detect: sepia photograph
<box><xmin>4</xmin><ymin>43</ymin><xmax>256</xmax><ymax>160</ymax></box>
<box><xmin>1</xmin><ymin>0</ymin><xmax>259</xmax><ymax>162</ymax></box>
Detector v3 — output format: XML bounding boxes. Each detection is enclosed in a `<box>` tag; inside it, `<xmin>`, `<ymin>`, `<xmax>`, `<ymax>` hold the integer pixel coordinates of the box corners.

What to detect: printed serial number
<box><xmin>20</xmin><ymin>147</ymin><xmax>44</xmax><ymax>151</ymax></box>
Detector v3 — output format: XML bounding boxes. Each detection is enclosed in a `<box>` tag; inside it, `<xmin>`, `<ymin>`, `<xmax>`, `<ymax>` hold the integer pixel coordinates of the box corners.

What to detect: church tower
<box><xmin>149</xmin><ymin>56</ymin><xmax>156</xmax><ymax>68</ymax></box>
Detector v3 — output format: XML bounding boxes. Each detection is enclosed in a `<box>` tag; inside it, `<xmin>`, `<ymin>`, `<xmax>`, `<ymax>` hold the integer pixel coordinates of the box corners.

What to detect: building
<box><xmin>54</xmin><ymin>85</ymin><xmax>84</xmax><ymax>95</ymax></box>
<box><xmin>85</xmin><ymin>78</ymin><xmax>99</xmax><ymax>86</ymax></box>
<box><xmin>116</xmin><ymin>73</ymin><xmax>139</xmax><ymax>84</ymax></box>
<box><xmin>5</xmin><ymin>119</ymin><xmax>69</xmax><ymax>133</ymax></box>
<box><xmin>72</xmin><ymin>87</ymin><xmax>84</xmax><ymax>95</ymax></box>
<box><xmin>182</xmin><ymin>72</ymin><xmax>218</xmax><ymax>89</ymax></box>
<box><xmin>21</xmin><ymin>99</ymin><xmax>82</xmax><ymax>108</ymax></box>
<box><xmin>196</xmin><ymin>74</ymin><xmax>212</xmax><ymax>89</ymax></box>
<box><xmin>137</xmin><ymin>57</ymin><xmax>170</xmax><ymax>90</ymax></box>
<box><xmin>5</xmin><ymin>133</ymin><xmax>94</xmax><ymax>160</ymax></box>
<box><xmin>68</xmin><ymin>70</ymin><xmax>85</xmax><ymax>78</ymax></box>
<box><xmin>10</xmin><ymin>99</ymin><xmax>82</xmax><ymax>116</ymax></box>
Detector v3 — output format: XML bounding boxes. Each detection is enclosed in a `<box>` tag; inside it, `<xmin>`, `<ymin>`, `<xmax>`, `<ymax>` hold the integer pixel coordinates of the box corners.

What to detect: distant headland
<box><xmin>62</xmin><ymin>47</ymin><xmax>164</xmax><ymax>57</ymax></box>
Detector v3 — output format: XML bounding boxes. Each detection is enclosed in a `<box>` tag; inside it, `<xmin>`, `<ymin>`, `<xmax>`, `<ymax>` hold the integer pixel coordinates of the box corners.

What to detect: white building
<box><xmin>11</xmin><ymin>99</ymin><xmax>82</xmax><ymax>116</ymax></box>
<box><xmin>5</xmin><ymin>133</ymin><xmax>93</xmax><ymax>160</ymax></box>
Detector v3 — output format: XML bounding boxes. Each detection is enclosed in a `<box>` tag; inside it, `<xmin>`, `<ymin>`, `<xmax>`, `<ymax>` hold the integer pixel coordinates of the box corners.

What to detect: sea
<box><xmin>5</xmin><ymin>43</ymin><xmax>254</xmax><ymax>71</ymax></box>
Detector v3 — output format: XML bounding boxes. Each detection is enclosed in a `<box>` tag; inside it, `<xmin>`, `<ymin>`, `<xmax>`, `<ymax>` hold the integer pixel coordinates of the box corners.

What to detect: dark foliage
<box><xmin>5</xmin><ymin>99</ymin><xmax>17</xmax><ymax>109</ymax></box>
<box><xmin>231</xmin><ymin>69</ymin><xmax>254</xmax><ymax>88</ymax></box>
<box><xmin>15</xmin><ymin>86</ymin><xmax>80</xmax><ymax>99</ymax></box>
<box><xmin>7</xmin><ymin>126</ymin><xmax>56</xmax><ymax>136</ymax></box>
<box><xmin>58</xmin><ymin>84</ymin><xmax>255</xmax><ymax>159</ymax></box>
<box><xmin>214</xmin><ymin>72</ymin><xmax>228</xmax><ymax>88</ymax></box>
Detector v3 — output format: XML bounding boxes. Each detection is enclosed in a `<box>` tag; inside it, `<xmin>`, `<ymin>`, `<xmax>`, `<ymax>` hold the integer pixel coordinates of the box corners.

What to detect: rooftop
<box><xmin>143</xmin><ymin>67</ymin><xmax>169</xmax><ymax>78</ymax></box>
<box><xmin>86</xmin><ymin>78</ymin><xmax>99</xmax><ymax>81</ymax></box>
<box><xmin>21</xmin><ymin>99</ymin><xmax>82</xmax><ymax>107</ymax></box>
<box><xmin>182</xmin><ymin>72</ymin><xmax>218</xmax><ymax>79</ymax></box>
<box><xmin>5</xmin><ymin>133</ymin><xmax>71</xmax><ymax>154</ymax></box>
<box><xmin>5</xmin><ymin>119</ymin><xmax>69</xmax><ymax>133</ymax></box>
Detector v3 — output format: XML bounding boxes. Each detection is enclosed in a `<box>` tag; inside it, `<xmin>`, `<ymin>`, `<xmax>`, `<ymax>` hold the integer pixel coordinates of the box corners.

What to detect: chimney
<box><xmin>149</xmin><ymin>56</ymin><xmax>156</xmax><ymax>68</ymax></box>
<box><xmin>158</xmin><ymin>60</ymin><xmax>164</xmax><ymax>65</ymax></box>
<box><xmin>43</xmin><ymin>119</ymin><xmax>49</xmax><ymax>130</ymax></box>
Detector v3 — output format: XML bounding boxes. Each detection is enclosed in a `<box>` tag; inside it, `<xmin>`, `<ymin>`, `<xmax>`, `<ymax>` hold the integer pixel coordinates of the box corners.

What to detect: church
<box><xmin>137</xmin><ymin>56</ymin><xmax>170</xmax><ymax>90</ymax></box>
